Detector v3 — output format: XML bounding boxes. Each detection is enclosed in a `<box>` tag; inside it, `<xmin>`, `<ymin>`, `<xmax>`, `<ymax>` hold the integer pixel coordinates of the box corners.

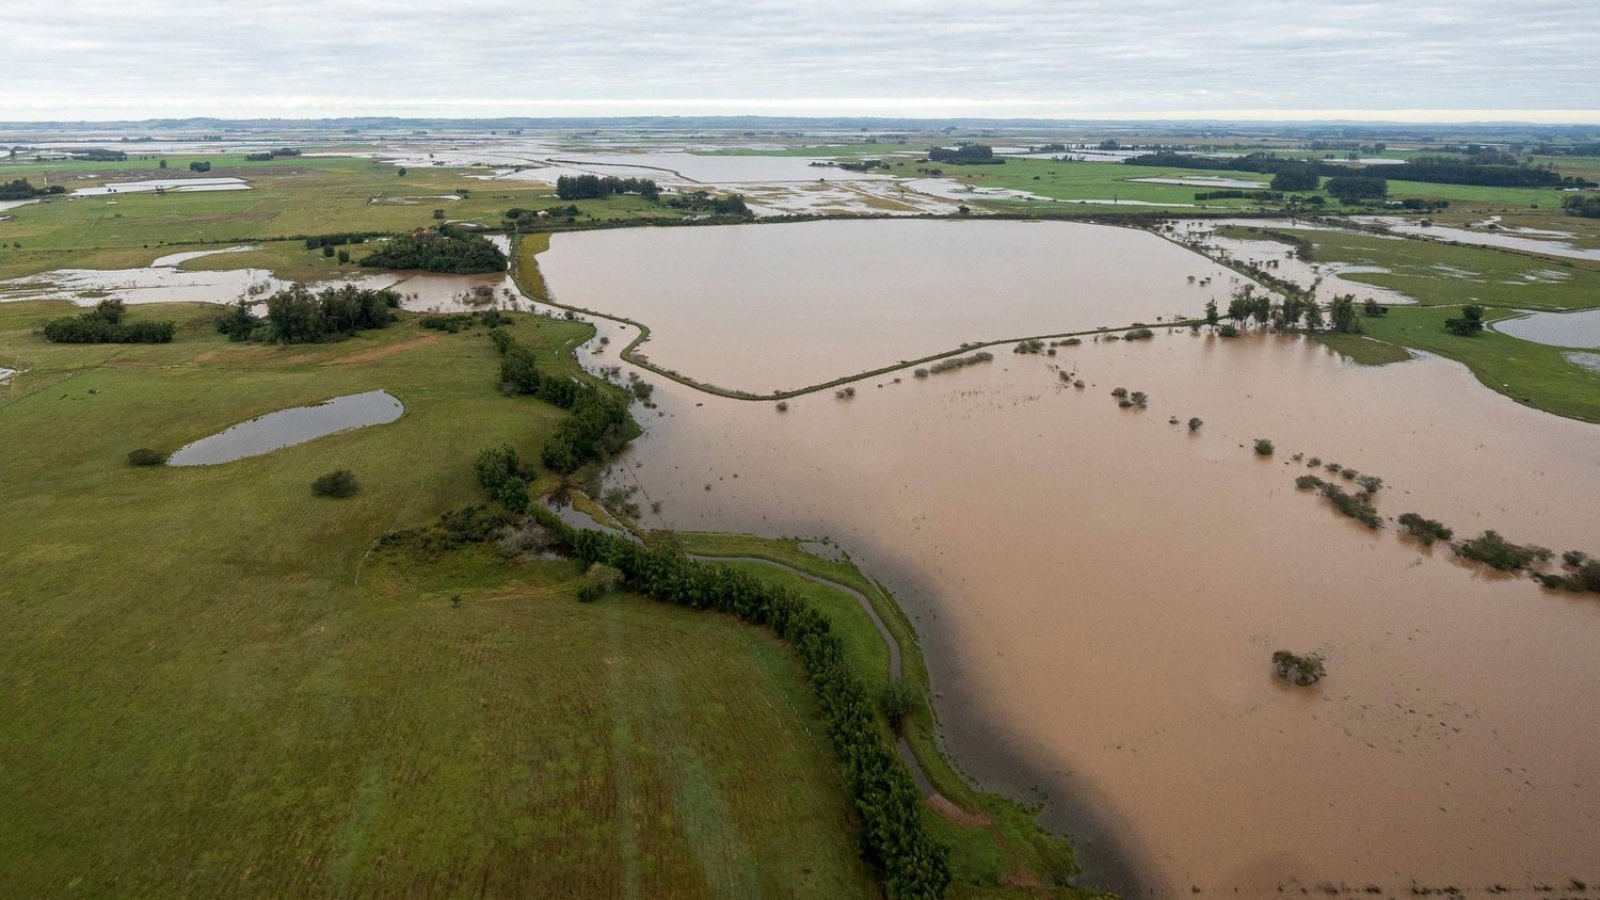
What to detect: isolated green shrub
<box><xmin>311</xmin><ymin>469</ymin><xmax>359</xmax><ymax>498</ymax></box>
<box><xmin>127</xmin><ymin>448</ymin><xmax>166</xmax><ymax>467</ymax></box>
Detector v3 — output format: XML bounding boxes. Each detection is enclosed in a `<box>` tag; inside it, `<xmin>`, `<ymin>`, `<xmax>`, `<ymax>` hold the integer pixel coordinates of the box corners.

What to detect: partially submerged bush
<box><xmin>880</xmin><ymin>682</ymin><xmax>922</xmax><ymax>735</ymax></box>
<box><xmin>1111</xmin><ymin>387</ymin><xmax>1128</xmax><ymax>398</ymax></box>
<box><xmin>1124</xmin><ymin>327</ymin><xmax>1155</xmax><ymax>341</ymax></box>
<box><xmin>1187</xmin><ymin>417</ymin><xmax>1203</xmax><ymax>432</ymax></box>
<box><xmin>1295</xmin><ymin>474</ymin><xmax>1324</xmax><ymax>490</ymax></box>
<box><xmin>575</xmin><ymin>562</ymin><xmax>623</xmax><ymax>603</ymax></box>
<box><xmin>311</xmin><ymin>469</ymin><xmax>359</xmax><ymax>498</ymax></box>
<box><xmin>1453</xmin><ymin>530</ymin><xmax>1552</xmax><ymax>572</ymax></box>
<box><xmin>1535</xmin><ymin>559</ymin><xmax>1600</xmax><ymax>593</ymax></box>
<box><xmin>1317</xmin><ymin>482</ymin><xmax>1382</xmax><ymax>528</ymax></box>
<box><xmin>1218</xmin><ymin>323</ymin><xmax>1241</xmax><ymax>338</ymax></box>
<box><xmin>927</xmin><ymin>350</ymin><xmax>994</xmax><ymax>375</ymax></box>
<box><xmin>1254</xmin><ymin>438</ymin><xmax>1275</xmax><ymax>456</ymax></box>
<box><xmin>127</xmin><ymin>448</ymin><xmax>166</xmax><ymax>467</ymax></box>
<box><xmin>1397</xmin><ymin>513</ymin><xmax>1453</xmax><ymax>546</ymax></box>
<box><xmin>1356</xmin><ymin>474</ymin><xmax>1384</xmax><ymax>494</ymax></box>
<box><xmin>1272</xmin><ymin>650</ymin><xmax>1326</xmax><ymax>686</ymax></box>
<box><xmin>1014</xmin><ymin>338</ymin><xmax>1046</xmax><ymax>354</ymax></box>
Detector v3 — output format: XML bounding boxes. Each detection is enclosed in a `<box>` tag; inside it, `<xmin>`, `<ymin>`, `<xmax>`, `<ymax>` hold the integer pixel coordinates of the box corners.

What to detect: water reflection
<box><xmin>167</xmin><ymin>390</ymin><xmax>403</xmax><ymax>466</ymax></box>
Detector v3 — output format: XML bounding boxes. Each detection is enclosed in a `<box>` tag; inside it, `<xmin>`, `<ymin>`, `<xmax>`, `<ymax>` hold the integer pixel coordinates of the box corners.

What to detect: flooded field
<box><xmin>538</xmin><ymin>220</ymin><xmax>1239</xmax><ymax>393</ymax></box>
<box><xmin>1168</xmin><ymin>219</ymin><xmax>1418</xmax><ymax>305</ymax></box>
<box><xmin>71</xmin><ymin>177</ymin><xmax>250</xmax><ymax>196</ymax></box>
<box><xmin>1494</xmin><ymin>308</ymin><xmax>1600</xmax><ymax>348</ymax></box>
<box><xmin>167</xmin><ymin>390</ymin><xmax>403</xmax><ymax>466</ymax></box>
<box><xmin>1353</xmin><ymin>216</ymin><xmax>1600</xmax><ymax>262</ymax></box>
<box><xmin>590</xmin><ymin>327</ymin><xmax>1600</xmax><ymax>896</ymax></box>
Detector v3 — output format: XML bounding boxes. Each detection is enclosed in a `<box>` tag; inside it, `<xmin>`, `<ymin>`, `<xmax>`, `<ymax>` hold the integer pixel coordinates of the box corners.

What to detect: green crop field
<box><xmin>0</xmin><ymin>305</ymin><xmax>885</xmax><ymax>897</ymax></box>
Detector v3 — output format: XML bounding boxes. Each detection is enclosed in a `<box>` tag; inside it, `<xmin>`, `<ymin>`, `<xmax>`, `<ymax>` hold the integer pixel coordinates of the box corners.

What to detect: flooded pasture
<box><xmin>70</xmin><ymin>177</ymin><xmax>251</xmax><ymax>196</ymax></box>
<box><xmin>1494</xmin><ymin>308</ymin><xmax>1600</xmax><ymax>348</ymax></box>
<box><xmin>1352</xmin><ymin>216</ymin><xmax>1600</xmax><ymax>262</ymax></box>
<box><xmin>166</xmin><ymin>390</ymin><xmax>403</xmax><ymax>466</ymax></box>
<box><xmin>538</xmin><ymin>220</ymin><xmax>1240</xmax><ymax>393</ymax></box>
<box><xmin>553</xmin><ymin>231</ymin><xmax>1600</xmax><ymax>894</ymax></box>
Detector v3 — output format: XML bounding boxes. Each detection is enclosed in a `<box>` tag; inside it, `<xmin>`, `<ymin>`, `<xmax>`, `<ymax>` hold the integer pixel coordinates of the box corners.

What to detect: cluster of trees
<box><xmin>1195</xmin><ymin>189</ymin><xmax>1284</xmax><ymax>202</ymax></box>
<box><xmin>244</xmin><ymin>147</ymin><xmax>301</xmax><ymax>161</ymax></box>
<box><xmin>188</xmin><ymin>161</ymin><xmax>211</xmax><ymax>173</ymax></box>
<box><xmin>302</xmin><ymin>231</ymin><xmax>387</xmax><ymax>250</ymax></box>
<box><xmin>41</xmin><ymin>298</ymin><xmax>175</xmax><ymax>344</ymax></box>
<box><xmin>660</xmin><ymin>191</ymin><xmax>752</xmax><ymax>216</ymax></box>
<box><xmin>504</xmin><ymin>205</ymin><xmax>580</xmax><ymax>228</ymax></box>
<box><xmin>420</xmin><ymin>309</ymin><xmax>507</xmax><ymax>334</ymax></box>
<box><xmin>526</xmin><ymin>511</ymin><xmax>952</xmax><ymax>899</ymax></box>
<box><xmin>1127</xmin><ymin>150</ymin><xmax>1593</xmax><ymax>191</ymax></box>
<box><xmin>1564</xmin><ymin>195</ymin><xmax>1600</xmax><ymax>219</ymax></box>
<box><xmin>927</xmin><ymin>144</ymin><xmax>1000</xmax><ymax>164</ymax></box>
<box><xmin>215</xmin><ymin>285</ymin><xmax>400</xmax><ymax>343</ymax></box>
<box><xmin>1325</xmin><ymin>176</ymin><xmax>1388</xmax><ymax>202</ymax></box>
<box><xmin>554</xmin><ymin>175</ymin><xmax>660</xmax><ymax>201</ymax></box>
<box><xmin>73</xmin><ymin>148</ymin><xmax>126</xmax><ymax>161</ymax></box>
<box><xmin>474</xmin><ymin>444</ymin><xmax>531</xmax><ymax>513</ymax></box>
<box><xmin>1444</xmin><ymin>304</ymin><xmax>1485</xmax><ymax>336</ymax></box>
<box><xmin>487</xmin><ymin>328</ymin><xmax>637</xmax><ymax>473</ymax></box>
<box><xmin>1214</xmin><ymin>286</ymin><xmax>1360</xmax><ymax>333</ymax></box>
<box><xmin>0</xmin><ymin>179</ymin><xmax>64</xmax><ymax>200</ymax></box>
<box><xmin>358</xmin><ymin>227</ymin><xmax>506</xmax><ymax>273</ymax></box>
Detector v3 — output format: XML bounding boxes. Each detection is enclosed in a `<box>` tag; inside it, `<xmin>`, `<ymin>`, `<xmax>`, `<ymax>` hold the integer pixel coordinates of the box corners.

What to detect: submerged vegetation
<box><xmin>1272</xmin><ymin>650</ymin><xmax>1326</xmax><ymax>686</ymax></box>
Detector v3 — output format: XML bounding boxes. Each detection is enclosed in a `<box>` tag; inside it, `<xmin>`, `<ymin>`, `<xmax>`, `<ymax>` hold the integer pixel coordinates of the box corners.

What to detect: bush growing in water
<box><xmin>1124</xmin><ymin>327</ymin><xmax>1155</xmax><ymax>341</ymax></box>
<box><xmin>575</xmin><ymin>562</ymin><xmax>622</xmax><ymax>603</ymax></box>
<box><xmin>311</xmin><ymin>469</ymin><xmax>360</xmax><ymax>498</ymax></box>
<box><xmin>1013</xmin><ymin>338</ymin><xmax>1046</xmax><ymax>354</ymax></box>
<box><xmin>1397</xmin><ymin>513</ymin><xmax>1454</xmax><ymax>546</ymax></box>
<box><xmin>1254</xmin><ymin>438</ymin><xmax>1275</xmax><ymax>456</ymax></box>
<box><xmin>1453</xmin><ymin>530</ymin><xmax>1552</xmax><ymax>572</ymax></box>
<box><xmin>127</xmin><ymin>448</ymin><xmax>166</xmax><ymax>467</ymax></box>
<box><xmin>1218</xmin><ymin>323</ymin><xmax>1240</xmax><ymax>338</ymax></box>
<box><xmin>926</xmin><ymin>350</ymin><xmax>992</xmax><ymax>375</ymax></box>
<box><xmin>1188</xmin><ymin>417</ymin><xmax>1203</xmax><ymax>432</ymax></box>
<box><xmin>1272</xmin><ymin>650</ymin><xmax>1326</xmax><ymax>686</ymax></box>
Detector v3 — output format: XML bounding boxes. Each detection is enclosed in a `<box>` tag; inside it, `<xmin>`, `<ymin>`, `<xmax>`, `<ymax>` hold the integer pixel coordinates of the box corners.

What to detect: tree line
<box><xmin>215</xmin><ymin>284</ymin><xmax>400</xmax><ymax>343</ymax></box>
<box><xmin>1126</xmin><ymin>151</ymin><xmax>1593</xmax><ymax>190</ymax></box>
<box><xmin>41</xmin><ymin>298</ymin><xmax>175</xmax><ymax>344</ymax></box>
<box><xmin>487</xmin><ymin>327</ymin><xmax>636</xmax><ymax>473</ymax></box>
<box><xmin>555</xmin><ymin>175</ymin><xmax>660</xmax><ymax>201</ymax></box>
<box><xmin>927</xmin><ymin>144</ymin><xmax>1001</xmax><ymax>164</ymax></box>
<box><xmin>244</xmin><ymin>147</ymin><xmax>301</xmax><ymax>161</ymax></box>
<box><xmin>526</xmin><ymin>510</ymin><xmax>955</xmax><ymax>899</ymax></box>
<box><xmin>0</xmin><ymin>178</ymin><xmax>65</xmax><ymax>201</ymax></box>
<box><xmin>358</xmin><ymin>226</ymin><xmax>506</xmax><ymax>273</ymax></box>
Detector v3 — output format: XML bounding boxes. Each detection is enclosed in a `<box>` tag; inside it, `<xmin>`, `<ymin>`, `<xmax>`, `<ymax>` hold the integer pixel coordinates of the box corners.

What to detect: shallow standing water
<box><xmin>539</xmin><ymin>220</ymin><xmax>1239</xmax><ymax>393</ymax></box>
<box><xmin>560</xmin><ymin>247</ymin><xmax>1600</xmax><ymax>894</ymax></box>
<box><xmin>166</xmin><ymin>390</ymin><xmax>403</xmax><ymax>466</ymax></box>
<box><xmin>1493</xmin><ymin>308</ymin><xmax>1600</xmax><ymax>349</ymax></box>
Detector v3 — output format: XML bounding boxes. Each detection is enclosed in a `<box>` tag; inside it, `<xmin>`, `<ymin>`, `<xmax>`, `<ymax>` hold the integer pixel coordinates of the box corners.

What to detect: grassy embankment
<box><xmin>0</xmin><ymin>303</ymin><xmax>883</xmax><ymax>897</ymax></box>
<box><xmin>0</xmin><ymin>154</ymin><xmax>672</xmax><ymax>282</ymax></box>
<box><xmin>672</xmin><ymin>534</ymin><xmax>1089</xmax><ymax>897</ymax></box>
<box><xmin>1232</xmin><ymin>226</ymin><xmax>1600</xmax><ymax>423</ymax></box>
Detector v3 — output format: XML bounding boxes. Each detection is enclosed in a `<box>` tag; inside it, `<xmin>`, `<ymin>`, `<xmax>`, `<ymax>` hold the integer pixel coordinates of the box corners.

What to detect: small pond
<box><xmin>166</xmin><ymin>390</ymin><xmax>403</xmax><ymax>466</ymax></box>
<box><xmin>72</xmin><ymin>177</ymin><xmax>251</xmax><ymax>197</ymax></box>
<box><xmin>1494</xmin><ymin>308</ymin><xmax>1600</xmax><ymax>348</ymax></box>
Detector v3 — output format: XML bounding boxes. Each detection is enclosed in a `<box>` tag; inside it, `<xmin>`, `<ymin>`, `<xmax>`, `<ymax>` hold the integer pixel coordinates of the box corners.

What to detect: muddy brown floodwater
<box><xmin>575</xmin><ymin>310</ymin><xmax>1600</xmax><ymax>894</ymax></box>
<box><xmin>538</xmin><ymin>220</ymin><xmax>1241</xmax><ymax>394</ymax></box>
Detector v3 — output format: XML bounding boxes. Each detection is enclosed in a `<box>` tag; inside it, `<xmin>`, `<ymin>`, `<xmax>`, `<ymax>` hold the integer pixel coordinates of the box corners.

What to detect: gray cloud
<box><xmin>2</xmin><ymin>0</ymin><xmax>1596</xmax><ymax>121</ymax></box>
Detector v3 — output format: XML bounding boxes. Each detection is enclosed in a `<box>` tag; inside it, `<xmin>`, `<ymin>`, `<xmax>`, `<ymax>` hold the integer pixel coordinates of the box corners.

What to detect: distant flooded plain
<box><xmin>551</xmin><ymin>222</ymin><xmax>1600</xmax><ymax>895</ymax></box>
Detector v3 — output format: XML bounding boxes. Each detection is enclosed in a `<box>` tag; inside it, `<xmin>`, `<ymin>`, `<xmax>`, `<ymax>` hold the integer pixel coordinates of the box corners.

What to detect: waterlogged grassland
<box><xmin>1323</xmin><ymin>304</ymin><xmax>1600</xmax><ymax>424</ymax></box>
<box><xmin>674</xmin><ymin>533</ymin><xmax>1087</xmax><ymax>897</ymax></box>
<box><xmin>1282</xmin><ymin>227</ymin><xmax>1600</xmax><ymax>310</ymax></box>
<box><xmin>923</xmin><ymin>159</ymin><xmax>1264</xmax><ymax>210</ymax></box>
<box><xmin>0</xmin><ymin>306</ymin><xmax>878</xmax><ymax>897</ymax></box>
<box><xmin>0</xmin><ymin>156</ymin><xmax>678</xmax><ymax>282</ymax></box>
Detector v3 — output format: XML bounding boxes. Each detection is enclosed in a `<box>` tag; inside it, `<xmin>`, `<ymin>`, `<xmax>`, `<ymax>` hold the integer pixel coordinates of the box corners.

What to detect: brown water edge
<box><xmin>592</xmin><ymin>325</ymin><xmax>1600</xmax><ymax>896</ymax></box>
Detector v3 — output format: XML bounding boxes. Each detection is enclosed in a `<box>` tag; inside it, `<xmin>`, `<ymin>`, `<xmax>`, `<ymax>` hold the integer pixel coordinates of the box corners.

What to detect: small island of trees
<box><xmin>358</xmin><ymin>226</ymin><xmax>506</xmax><ymax>273</ymax></box>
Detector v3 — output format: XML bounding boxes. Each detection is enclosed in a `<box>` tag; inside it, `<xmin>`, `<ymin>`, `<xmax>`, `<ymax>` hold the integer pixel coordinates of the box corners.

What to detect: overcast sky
<box><xmin>3</xmin><ymin>0</ymin><xmax>1596</xmax><ymax>123</ymax></box>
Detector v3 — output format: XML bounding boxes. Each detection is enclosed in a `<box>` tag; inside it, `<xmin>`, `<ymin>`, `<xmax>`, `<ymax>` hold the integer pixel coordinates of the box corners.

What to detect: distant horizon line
<box><xmin>0</xmin><ymin>107</ymin><xmax>1597</xmax><ymax>129</ymax></box>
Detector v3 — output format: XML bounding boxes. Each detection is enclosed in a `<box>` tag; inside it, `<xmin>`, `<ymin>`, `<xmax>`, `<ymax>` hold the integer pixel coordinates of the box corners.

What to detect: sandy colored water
<box><xmin>539</xmin><ymin>220</ymin><xmax>1238</xmax><ymax>394</ymax></box>
<box><xmin>579</xmin><ymin>318</ymin><xmax>1600</xmax><ymax>895</ymax></box>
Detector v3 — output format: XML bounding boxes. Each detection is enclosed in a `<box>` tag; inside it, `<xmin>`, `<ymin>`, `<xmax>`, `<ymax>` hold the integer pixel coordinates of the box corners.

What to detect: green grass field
<box><xmin>1269</xmin><ymin>226</ymin><xmax>1600</xmax><ymax>310</ymax></box>
<box><xmin>0</xmin><ymin>305</ymin><xmax>886</xmax><ymax>897</ymax></box>
<box><xmin>0</xmin><ymin>155</ymin><xmax>678</xmax><ymax>282</ymax></box>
